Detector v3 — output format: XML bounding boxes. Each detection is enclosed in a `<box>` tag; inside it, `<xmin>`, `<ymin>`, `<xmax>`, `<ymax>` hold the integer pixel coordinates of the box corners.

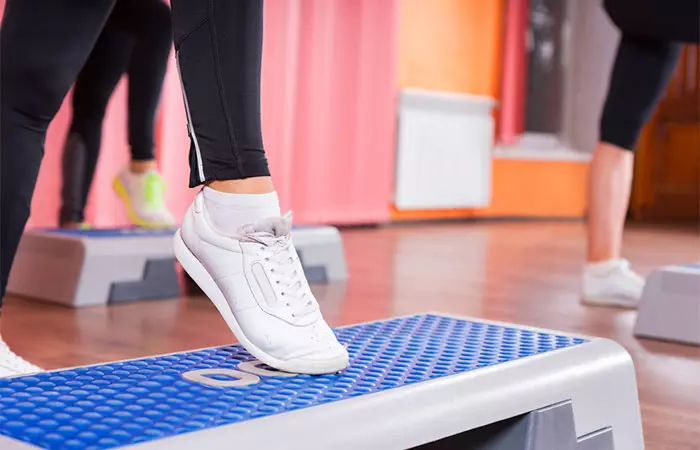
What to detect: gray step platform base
<box><xmin>417</xmin><ymin>400</ymin><xmax>613</xmax><ymax>450</ymax></box>
<box><xmin>634</xmin><ymin>263</ymin><xmax>700</xmax><ymax>345</ymax></box>
<box><xmin>7</xmin><ymin>229</ymin><xmax>179</xmax><ymax>307</ymax></box>
<box><xmin>8</xmin><ymin>226</ymin><xmax>348</xmax><ymax>307</ymax></box>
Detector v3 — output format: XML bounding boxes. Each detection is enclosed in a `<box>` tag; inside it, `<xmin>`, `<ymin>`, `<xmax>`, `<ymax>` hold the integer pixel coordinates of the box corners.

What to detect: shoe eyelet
<box><xmin>276</xmin><ymin>281</ymin><xmax>280</xmax><ymax>284</ymax></box>
<box><xmin>286</xmin><ymin>303</ymin><xmax>290</xmax><ymax>307</ymax></box>
<box><xmin>264</xmin><ymin>257</ymin><xmax>270</xmax><ymax>262</ymax></box>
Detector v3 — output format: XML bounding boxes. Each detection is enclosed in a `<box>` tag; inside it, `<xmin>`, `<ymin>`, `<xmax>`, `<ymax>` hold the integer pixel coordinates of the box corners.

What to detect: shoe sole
<box><xmin>174</xmin><ymin>229</ymin><xmax>348</xmax><ymax>375</ymax></box>
<box><xmin>113</xmin><ymin>177</ymin><xmax>173</xmax><ymax>229</ymax></box>
<box><xmin>581</xmin><ymin>296</ymin><xmax>639</xmax><ymax>309</ymax></box>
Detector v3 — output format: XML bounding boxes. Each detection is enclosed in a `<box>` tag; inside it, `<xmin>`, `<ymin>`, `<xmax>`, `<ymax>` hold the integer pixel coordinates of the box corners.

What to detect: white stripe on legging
<box><xmin>176</xmin><ymin>51</ymin><xmax>206</xmax><ymax>183</ymax></box>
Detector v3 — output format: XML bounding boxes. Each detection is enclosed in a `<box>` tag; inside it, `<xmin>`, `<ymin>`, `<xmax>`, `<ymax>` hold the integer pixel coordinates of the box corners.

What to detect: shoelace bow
<box><xmin>244</xmin><ymin>232</ymin><xmax>318</xmax><ymax>319</ymax></box>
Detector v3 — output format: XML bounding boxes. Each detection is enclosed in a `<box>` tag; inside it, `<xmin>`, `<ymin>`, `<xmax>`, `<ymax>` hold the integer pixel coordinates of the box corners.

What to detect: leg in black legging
<box><xmin>604</xmin><ymin>0</ymin><xmax>699</xmax><ymax>45</ymax></box>
<box><xmin>60</xmin><ymin>0</ymin><xmax>172</xmax><ymax>226</ymax></box>
<box><xmin>599</xmin><ymin>36</ymin><xmax>683</xmax><ymax>150</ymax></box>
<box><xmin>171</xmin><ymin>0</ymin><xmax>270</xmax><ymax>187</ymax></box>
<box><xmin>109</xmin><ymin>0</ymin><xmax>173</xmax><ymax>161</ymax></box>
<box><xmin>61</xmin><ymin>28</ymin><xmax>133</xmax><ymax>226</ymax></box>
<box><xmin>126</xmin><ymin>0</ymin><xmax>172</xmax><ymax>162</ymax></box>
<box><xmin>170</xmin><ymin>0</ymin><xmax>347</xmax><ymax>374</ymax></box>
<box><xmin>600</xmin><ymin>0</ymin><xmax>699</xmax><ymax>151</ymax></box>
<box><xmin>1</xmin><ymin>0</ymin><xmax>117</xmax><ymax>304</ymax></box>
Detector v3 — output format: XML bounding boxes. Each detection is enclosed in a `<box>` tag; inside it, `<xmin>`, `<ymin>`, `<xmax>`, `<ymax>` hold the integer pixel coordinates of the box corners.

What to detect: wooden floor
<box><xmin>3</xmin><ymin>221</ymin><xmax>699</xmax><ymax>449</ymax></box>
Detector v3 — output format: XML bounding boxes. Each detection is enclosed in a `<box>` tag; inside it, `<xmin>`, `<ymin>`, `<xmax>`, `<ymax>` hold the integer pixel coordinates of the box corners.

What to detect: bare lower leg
<box><xmin>207</xmin><ymin>177</ymin><xmax>274</xmax><ymax>195</ymax></box>
<box><xmin>129</xmin><ymin>159</ymin><xmax>158</xmax><ymax>174</ymax></box>
<box><xmin>586</xmin><ymin>142</ymin><xmax>635</xmax><ymax>263</ymax></box>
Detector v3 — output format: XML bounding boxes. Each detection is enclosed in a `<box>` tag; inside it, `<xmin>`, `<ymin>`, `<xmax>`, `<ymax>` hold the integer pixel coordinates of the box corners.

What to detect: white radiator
<box><xmin>394</xmin><ymin>88</ymin><xmax>495</xmax><ymax>210</ymax></box>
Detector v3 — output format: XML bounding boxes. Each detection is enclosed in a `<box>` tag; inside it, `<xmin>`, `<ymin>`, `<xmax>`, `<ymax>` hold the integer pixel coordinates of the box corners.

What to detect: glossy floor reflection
<box><xmin>3</xmin><ymin>221</ymin><xmax>699</xmax><ymax>448</ymax></box>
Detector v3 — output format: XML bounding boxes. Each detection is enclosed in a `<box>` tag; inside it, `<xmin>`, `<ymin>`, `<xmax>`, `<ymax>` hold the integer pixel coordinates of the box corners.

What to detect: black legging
<box><xmin>600</xmin><ymin>0</ymin><xmax>700</xmax><ymax>150</ymax></box>
<box><xmin>60</xmin><ymin>0</ymin><xmax>172</xmax><ymax>225</ymax></box>
<box><xmin>0</xmin><ymin>0</ymin><xmax>271</xmax><ymax>306</ymax></box>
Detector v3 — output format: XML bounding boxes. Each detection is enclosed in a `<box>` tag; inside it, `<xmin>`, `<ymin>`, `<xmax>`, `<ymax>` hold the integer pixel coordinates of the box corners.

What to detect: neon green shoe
<box><xmin>113</xmin><ymin>168</ymin><xmax>176</xmax><ymax>228</ymax></box>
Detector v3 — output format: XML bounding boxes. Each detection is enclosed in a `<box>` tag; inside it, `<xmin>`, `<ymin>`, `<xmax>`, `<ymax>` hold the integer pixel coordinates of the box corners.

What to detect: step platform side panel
<box><xmin>6</xmin><ymin>233</ymin><xmax>85</xmax><ymax>305</ymax></box>
<box><xmin>634</xmin><ymin>267</ymin><xmax>700</xmax><ymax>345</ymax></box>
<box><xmin>77</xmin><ymin>235</ymin><xmax>176</xmax><ymax>307</ymax></box>
<box><xmin>292</xmin><ymin>226</ymin><xmax>348</xmax><ymax>282</ymax></box>
<box><xmin>126</xmin><ymin>340</ymin><xmax>642</xmax><ymax>450</ymax></box>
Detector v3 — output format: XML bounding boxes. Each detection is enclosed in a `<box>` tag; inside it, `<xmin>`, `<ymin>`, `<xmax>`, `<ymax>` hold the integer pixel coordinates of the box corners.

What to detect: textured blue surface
<box><xmin>0</xmin><ymin>314</ymin><xmax>586</xmax><ymax>449</ymax></box>
<box><xmin>41</xmin><ymin>228</ymin><xmax>176</xmax><ymax>239</ymax></box>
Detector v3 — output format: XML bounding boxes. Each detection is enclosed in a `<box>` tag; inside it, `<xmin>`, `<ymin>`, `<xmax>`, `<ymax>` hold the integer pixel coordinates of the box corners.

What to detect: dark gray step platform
<box><xmin>419</xmin><ymin>400</ymin><xmax>613</xmax><ymax>450</ymax></box>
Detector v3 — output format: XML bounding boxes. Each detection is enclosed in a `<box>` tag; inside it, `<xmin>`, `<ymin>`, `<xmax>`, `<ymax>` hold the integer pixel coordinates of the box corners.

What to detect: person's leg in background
<box><xmin>583</xmin><ymin>0</ymin><xmax>700</xmax><ymax>308</ymax></box>
<box><xmin>584</xmin><ymin>36</ymin><xmax>681</xmax><ymax>308</ymax></box>
<box><xmin>170</xmin><ymin>0</ymin><xmax>348</xmax><ymax>374</ymax></box>
<box><xmin>0</xmin><ymin>0</ymin><xmax>117</xmax><ymax>375</ymax></box>
<box><xmin>110</xmin><ymin>0</ymin><xmax>176</xmax><ymax>228</ymax></box>
<box><xmin>60</xmin><ymin>26</ymin><xmax>134</xmax><ymax>228</ymax></box>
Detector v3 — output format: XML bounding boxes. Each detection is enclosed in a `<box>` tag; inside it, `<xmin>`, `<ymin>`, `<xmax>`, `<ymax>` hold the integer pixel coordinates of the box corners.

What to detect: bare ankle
<box><xmin>206</xmin><ymin>177</ymin><xmax>274</xmax><ymax>194</ymax></box>
<box><xmin>61</xmin><ymin>221</ymin><xmax>84</xmax><ymax>229</ymax></box>
<box><xmin>129</xmin><ymin>160</ymin><xmax>157</xmax><ymax>174</ymax></box>
<box><xmin>587</xmin><ymin>256</ymin><xmax>618</xmax><ymax>265</ymax></box>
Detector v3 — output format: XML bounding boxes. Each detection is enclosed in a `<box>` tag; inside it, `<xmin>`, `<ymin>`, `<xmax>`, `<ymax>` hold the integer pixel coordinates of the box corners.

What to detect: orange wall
<box><xmin>395</xmin><ymin>0</ymin><xmax>589</xmax><ymax>220</ymax></box>
<box><xmin>398</xmin><ymin>0</ymin><xmax>504</xmax><ymax>97</ymax></box>
<box><xmin>392</xmin><ymin>159</ymin><xmax>589</xmax><ymax>220</ymax></box>
<box><xmin>477</xmin><ymin>159</ymin><xmax>588</xmax><ymax>217</ymax></box>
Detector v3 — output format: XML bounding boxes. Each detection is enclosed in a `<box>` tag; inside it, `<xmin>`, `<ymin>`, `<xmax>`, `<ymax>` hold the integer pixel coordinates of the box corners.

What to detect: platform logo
<box><xmin>182</xmin><ymin>360</ymin><xmax>297</xmax><ymax>387</ymax></box>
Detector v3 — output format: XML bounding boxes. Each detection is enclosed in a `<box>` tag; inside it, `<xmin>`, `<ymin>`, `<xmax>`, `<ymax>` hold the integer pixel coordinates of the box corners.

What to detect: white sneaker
<box><xmin>113</xmin><ymin>168</ymin><xmax>176</xmax><ymax>228</ymax></box>
<box><xmin>174</xmin><ymin>191</ymin><xmax>349</xmax><ymax>374</ymax></box>
<box><xmin>582</xmin><ymin>259</ymin><xmax>645</xmax><ymax>308</ymax></box>
<box><xmin>0</xmin><ymin>339</ymin><xmax>42</xmax><ymax>378</ymax></box>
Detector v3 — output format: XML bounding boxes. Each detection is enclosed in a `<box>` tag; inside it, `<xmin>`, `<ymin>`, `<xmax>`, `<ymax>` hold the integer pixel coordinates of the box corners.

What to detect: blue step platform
<box><xmin>0</xmin><ymin>314</ymin><xmax>644</xmax><ymax>450</ymax></box>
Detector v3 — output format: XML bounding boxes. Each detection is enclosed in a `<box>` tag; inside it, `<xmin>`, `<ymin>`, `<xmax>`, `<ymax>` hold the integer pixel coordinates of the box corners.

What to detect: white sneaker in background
<box><xmin>174</xmin><ymin>191</ymin><xmax>349</xmax><ymax>374</ymax></box>
<box><xmin>0</xmin><ymin>338</ymin><xmax>42</xmax><ymax>378</ymax></box>
<box><xmin>582</xmin><ymin>259</ymin><xmax>645</xmax><ymax>308</ymax></box>
<box><xmin>113</xmin><ymin>168</ymin><xmax>176</xmax><ymax>228</ymax></box>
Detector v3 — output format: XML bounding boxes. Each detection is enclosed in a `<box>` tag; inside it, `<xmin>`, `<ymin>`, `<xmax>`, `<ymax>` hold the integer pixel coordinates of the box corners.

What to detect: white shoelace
<box><xmin>244</xmin><ymin>232</ymin><xmax>319</xmax><ymax>319</ymax></box>
<box><xmin>0</xmin><ymin>340</ymin><xmax>41</xmax><ymax>374</ymax></box>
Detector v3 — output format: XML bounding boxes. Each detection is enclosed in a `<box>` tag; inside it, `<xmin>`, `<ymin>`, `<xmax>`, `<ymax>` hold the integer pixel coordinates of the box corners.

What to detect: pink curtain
<box><xmin>17</xmin><ymin>0</ymin><xmax>398</xmax><ymax>228</ymax></box>
<box><xmin>497</xmin><ymin>0</ymin><xmax>528</xmax><ymax>145</ymax></box>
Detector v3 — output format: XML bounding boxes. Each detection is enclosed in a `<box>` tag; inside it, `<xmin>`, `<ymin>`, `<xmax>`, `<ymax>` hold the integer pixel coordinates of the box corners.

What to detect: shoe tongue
<box><xmin>240</xmin><ymin>212</ymin><xmax>292</xmax><ymax>238</ymax></box>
